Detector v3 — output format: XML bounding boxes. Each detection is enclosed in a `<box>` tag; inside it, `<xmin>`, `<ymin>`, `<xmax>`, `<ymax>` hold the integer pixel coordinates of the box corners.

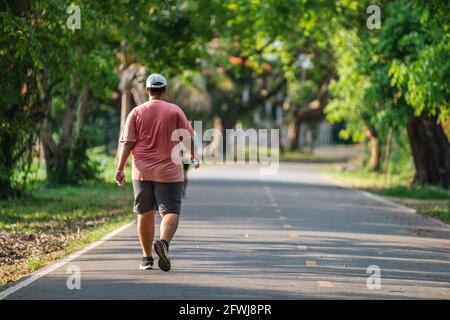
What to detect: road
<box><xmin>2</xmin><ymin>162</ymin><xmax>450</xmax><ymax>299</ymax></box>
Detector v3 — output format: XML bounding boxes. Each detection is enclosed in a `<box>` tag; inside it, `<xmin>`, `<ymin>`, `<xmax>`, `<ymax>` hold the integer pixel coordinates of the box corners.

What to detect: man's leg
<box><xmin>153</xmin><ymin>182</ymin><xmax>183</xmax><ymax>271</ymax></box>
<box><xmin>137</xmin><ymin>210</ymin><xmax>156</xmax><ymax>257</ymax></box>
<box><xmin>132</xmin><ymin>180</ymin><xmax>158</xmax><ymax>270</ymax></box>
<box><xmin>153</xmin><ymin>212</ymin><xmax>179</xmax><ymax>272</ymax></box>
<box><xmin>159</xmin><ymin>212</ymin><xmax>179</xmax><ymax>243</ymax></box>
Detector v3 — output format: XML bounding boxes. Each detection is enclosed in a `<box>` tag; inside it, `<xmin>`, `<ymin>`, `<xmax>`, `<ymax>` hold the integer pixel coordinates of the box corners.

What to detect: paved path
<box><xmin>2</xmin><ymin>163</ymin><xmax>450</xmax><ymax>299</ymax></box>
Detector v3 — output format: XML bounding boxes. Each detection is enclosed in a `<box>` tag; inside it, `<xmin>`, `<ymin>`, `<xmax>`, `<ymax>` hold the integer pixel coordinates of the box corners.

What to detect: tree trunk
<box><xmin>76</xmin><ymin>88</ymin><xmax>89</xmax><ymax>137</ymax></box>
<box><xmin>119</xmin><ymin>90</ymin><xmax>131</xmax><ymax>133</ymax></box>
<box><xmin>41</xmin><ymin>118</ymin><xmax>65</xmax><ymax>183</ymax></box>
<box><xmin>62</xmin><ymin>86</ymin><xmax>77</xmax><ymax>149</ymax></box>
<box><xmin>131</xmin><ymin>86</ymin><xmax>146</xmax><ymax>106</ymax></box>
<box><xmin>366</xmin><ymin>128</ymin><xmax>380</xmax><ymax>171</ymax></box>
<box><xmin>219</xmin><ymin>114</ymin><xmax>238</xmax><ymax>156</ymax></box>
<box><xmin>287</xmin><ymin>75</ymin><xmax>333</xmax><ymax>151</ymax></box>
<box><xmin>407</xmin><ymin>113</ymin><xmax>450</xmax><ymax>188</ymax></box>
<box><xmin>287</xmin><ymin>118</ymin><xmax>300</xmax><ymax>150</ymax></box>
<box><xmin>41</xmin><ymin>85</ymin><xmax>77</xmax><ymax>183</ymax></box>
<box><xmin>368</xmin><ymin>137</ymin><xmax>380</xmax><ymax>171</ymax></box>
<box><xmin>116</xmin><ymin>65</ymin><xmax>139</xmax><ymax>157</ymax></box>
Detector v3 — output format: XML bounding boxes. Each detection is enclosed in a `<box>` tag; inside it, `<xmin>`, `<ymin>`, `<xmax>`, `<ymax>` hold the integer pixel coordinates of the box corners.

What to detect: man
<box><xmin>115</xmin><ymin>73</ymin><xmax>198</xmax><ymax>271</ymax></box>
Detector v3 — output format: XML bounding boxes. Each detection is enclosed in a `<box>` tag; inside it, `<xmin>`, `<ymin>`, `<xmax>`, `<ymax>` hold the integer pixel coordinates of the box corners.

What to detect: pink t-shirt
<box><xmin>120</xmin><ymin>99</ymin><xmax>194</xmax><ymax>182</ymax></box>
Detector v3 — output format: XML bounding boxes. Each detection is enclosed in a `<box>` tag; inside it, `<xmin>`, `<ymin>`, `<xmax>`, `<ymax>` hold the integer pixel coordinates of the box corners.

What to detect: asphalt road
<box><xmin>3</xmin><ymin>163</ymin><xmax>450</xmax><ymax>299</ymax></box>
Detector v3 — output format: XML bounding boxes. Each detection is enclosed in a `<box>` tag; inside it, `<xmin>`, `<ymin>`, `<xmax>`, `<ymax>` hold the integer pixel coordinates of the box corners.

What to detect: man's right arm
<box><xmin>117</xmin><ymin>142</ymin><xmax>135</xmax><ymax>170</ymax></box>
<box><xmin>116</xmin><ymin>110</ymin><xmax>137</xmax><ymax>185</ymax></box>
<box><xmin>115</xmin><ymin>142</ymin><xmax>135</xmax><ymax>186</ymax></box>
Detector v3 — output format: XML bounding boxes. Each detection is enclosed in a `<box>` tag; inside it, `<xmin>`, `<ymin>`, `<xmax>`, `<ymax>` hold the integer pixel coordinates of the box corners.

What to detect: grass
<box><xmin>0</xmin><ymin>183</ymin><xmax>133</xmax><ymax>233</ymax></box>
<box><xmin>324</xmin><ymin>165</ymin><xmax>450</xmax><ymax>224</ymax></box>
<box><xmin>280</xmin><ymin>150</ymin><xmax>345</xmax><ymax>163</ymax></box>
<box><xmin>225</xmin><ymin>148</ymin><xmax>346</xmax><ymax>163</ymax></box>
<box><xmin>0</xmin><ymin>153</ymin><xmax>135</xmax><ymax>288</ymax></box>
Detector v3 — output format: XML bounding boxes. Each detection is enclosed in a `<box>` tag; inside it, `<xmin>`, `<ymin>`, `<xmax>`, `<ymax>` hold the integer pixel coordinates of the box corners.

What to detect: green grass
<box><xmin>0</xmin><ymin>149</ymin><xmax>133</xmax><ymax>233</ymax></box>
<box><xmin>280</xmin><ymin>150</ymin><xmax>346</xmax><ymax>163</ymax></box>
<box><xmin>0</xmin><ymin>153</ymin><xmax>135</xmax><ymax>287</ymax></box>
<box><xmin>0</xmin><ymin>183</ymin><xmax>134</xmax><ymax>233</ymax></box>
<box><xmin>324</xmin><ymin>165</ymin><xmax>450</xmax><ymax>224</ymax></box>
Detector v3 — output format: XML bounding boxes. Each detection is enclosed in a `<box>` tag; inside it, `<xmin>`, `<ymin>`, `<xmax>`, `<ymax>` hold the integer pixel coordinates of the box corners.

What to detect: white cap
<box><xmin>146</xmin><ymin>73</ymin><xmax>167</xmax><ymax>88</ymax></box>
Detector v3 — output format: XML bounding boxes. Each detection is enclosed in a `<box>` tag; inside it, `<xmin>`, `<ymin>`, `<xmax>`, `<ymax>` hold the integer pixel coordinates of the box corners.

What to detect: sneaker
<box><xmin>139</xmin><ymin>256</ymin><xmax>154</xmax><ymax>270</ymax></box>
<box><xmin>154</xmin><ymin>240</ymin><xmax>171</xmax><ymax>272</ymax></box>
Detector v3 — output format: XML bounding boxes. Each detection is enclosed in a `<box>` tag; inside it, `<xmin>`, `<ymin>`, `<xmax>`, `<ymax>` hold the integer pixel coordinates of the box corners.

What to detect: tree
<box><xmin>201</xmin><ymin>0</ymin><xmax>337</xmax><ymax>152</ymax></box>
<box><xmin>327</xmin><ymin>0</ymin><xmax>449</xmax><ymax>187</ymax></box>
<box><xmin>1</xmin><ymin>0</ymin><xmax>215</xmax><ymax>186</ymax></box>
<box><xmin>389</xmin><ymin>0</ymin><xmax>450</xmax><ymax>186</ymax></box>
<box><xmin>0</xmin><ymin>0</ymin><xmax>48</xmax><ymax>196</ymax></box>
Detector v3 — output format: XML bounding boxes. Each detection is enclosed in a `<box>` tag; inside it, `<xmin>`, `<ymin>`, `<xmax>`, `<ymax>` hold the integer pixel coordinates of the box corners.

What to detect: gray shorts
<box><xmin>132</xmin><ymin>180</ymin><xmax>184</xmax><ymax>214</ymax></box>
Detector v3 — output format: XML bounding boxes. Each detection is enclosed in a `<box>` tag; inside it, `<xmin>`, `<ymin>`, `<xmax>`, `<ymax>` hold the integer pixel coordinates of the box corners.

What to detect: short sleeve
<box><xmin>120</xmin><ymin>110</ymin><xmax>137</xmax><ymax>143</ymax></box>
<box><xmin>177</xmin><ymin>108</ymin><xmax>194</xmax><ymax>137</ymax></box>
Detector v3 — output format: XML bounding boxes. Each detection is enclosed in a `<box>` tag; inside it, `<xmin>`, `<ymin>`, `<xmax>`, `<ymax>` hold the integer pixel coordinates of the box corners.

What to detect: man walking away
<box><xmin>115</xmin><ymin>73</ymin><xmax>199</xmax><ymax>271</ymax></box>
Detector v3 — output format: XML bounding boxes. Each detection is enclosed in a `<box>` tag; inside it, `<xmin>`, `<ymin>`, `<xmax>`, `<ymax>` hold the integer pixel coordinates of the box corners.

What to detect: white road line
<box><xmin>359</xmin><ymin>190</ymin><xmax>416</xmax><ymax>213</ymax></box>
<box><xmin>0</xmin><ymin>221</ymin><xmax>135</xmax><ymax>300</ymax></box>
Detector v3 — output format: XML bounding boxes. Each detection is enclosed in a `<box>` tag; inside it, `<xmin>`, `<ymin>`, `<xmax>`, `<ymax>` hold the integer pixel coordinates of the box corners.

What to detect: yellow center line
<box><xmin>283</xmin><ymin>224</ymin><xmax>292</xmax><ymax>229</ymax></box>
<box><xmin>318</xmin><ymin>281</ymin><xmax>334</xmax><ymax>288</ymax></box>
<box><xmin>297</xmin><ymin>245</ymin><xmax>308</xmax><ymax>250</ymax></box>
<box><xmin>306</xmin><ymin>260</ymin><xmax>317</xmax><ymax>266</ymax></box>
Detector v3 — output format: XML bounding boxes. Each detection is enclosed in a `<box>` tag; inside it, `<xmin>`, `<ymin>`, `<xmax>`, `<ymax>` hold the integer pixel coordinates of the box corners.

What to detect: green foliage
<box><xmin>328</xmin><ymin>0</ymin><xmax>449</xmax><ymax>137</ymax></box>
<box><xmin>326</xmin><ymin>0</ymin><xmax>449</xmax><ymax>181</ymax></box>
<box><xmin>288</xmin><ymin>80</ymin><xmax>317</xmax><ymax>106</ymax></box>
<box><xmin>0</xmin><ymin>5</ymin><xmax>46</xmax><ymax>198</ymax></box>
<box><xmin>1</xmin><ymin>0</ymin><xmax>448</xmax><ymax>192</ymax></box>
<box><xmin>325</xmin><ymin>30</ymin><xmax>369</xmax><ymax>142</ymax></box>
<box><xmin>388</xmin><ymin>1</ymin><xmax>450</xmax><ymax>120</ymax></box>
<box><xmin>0</xmin><ymin>0</ymin><xmax>218</xmax><ymax>191</ymax></box>
<box><xmin>67</xmin><ymin>132</ymin><xmax>101</xmax><ymax>184</ymax></box>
